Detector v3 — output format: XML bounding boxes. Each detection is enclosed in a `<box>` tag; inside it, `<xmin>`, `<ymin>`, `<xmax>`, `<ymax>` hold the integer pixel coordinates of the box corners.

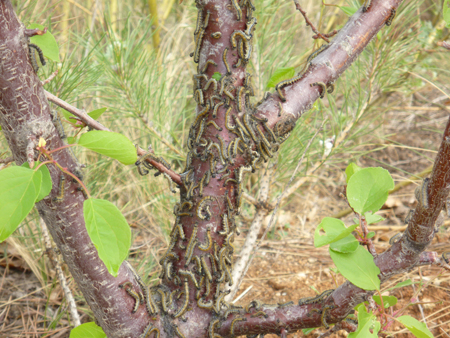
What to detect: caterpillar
<box><xmin>193</xmin><ymin>73</ymin><xmax>208</xmax><ymax>89</ymax></box>
<box><xmin>142</xmin><ymin>324</ymin><xmax>159</xmax><ymax>338</ymax></box>
<box><xmin>223</xmin><ymin>308</ymin><xmax>241</xmax><ymax>319</ymax></box>
<box><xmin>244</xmin><ymin>17</ymin><xmax>257</xmax><ymax>37</ymax></box>
<box><xmin>250</xmin><ymin>310</ymin><xmax>268</xmax><ymax>318</ymax></box>
<box><xmin>194</xmin><ymin>7</ymin><xmax>203</xmax><ymax>35</ymax></box>
<box><xmin>213</xmin><ymin>101</ymin><xmax>224</xmax><ymax>118</ymax></box>
<box><xmin>156</xmin><ymin>289</ymin><xmax>169</xmax><ymax>313</ymax></box>
<box><xmin>207</xmin><ymin>120</ymin><xmax>222</xmax><ymax>131</ymax></box>
<box><xmin>220</xmin><ymin>170</ymin><xmax>231</xmax><ymax>184</ymax></box>
<box><xmin>76</xmin><ymin>186</ymin><xmax>88</xmax><ymax>199</ymax></box>
<box><xmin>223</xmin><ymin>88</ymin><xmax>235</xmax><ymax>101</ymax></box>
<box><xmin>194</xmin><ymin>255</ymin><xmax>203</xmax><ymax>274</ymax></box>
<box><xmin>193</xmin><ymin>28</ymin><xmax>205</xmax><ymax>63</ymax></box>
<box><xmin>415</xmin><ymin>178</ymin><xmax>430</xmax><ymax>208</ymax></box>
<box><xmin>222</xmin><ymin>48</ymin><xmax>231</xmax><ymax>75</ymax></box>
<box><xmin>198</xmin><ymin>297</ymin><xmax>214</xmax><ymax>309</ymax></box>
<box><xmin>208</xmin><ymin>319</ymin><xmax>220</xmax><ymax>338</ymax></box>
<box><xmin>195</xmin><ymin>118</ymin><xmax>206</xmax><ymax>146</ymax></box>
<box><xmin>211</xmin><ymin>32</ymin><xmax>222</xmax><ymax>39</ymax></box>
<box><xmin>201</xmin><ymin>255</ymin><xmax>213</xmax><ymax>281</ymax></box>
<box><xmin>174</xmin><ymin>279</ymin><xmax>189</xmax><ymax>318</ymax></box>
<box><xmin>53</xmin><ymin>174</ymin><xmax>65</xmax><ymax>203</ymax></box>
<box><xmin>180</xmin><ymin>269</ymin><xmax>200</xmax><ymax>289</ymax></box>
<box><xmin>211</xmin><ymin>143</ymin><xmax>226</xmax><ymax>165</ymax></box>
<box><xmin>202</xmin><ymin>60</ymin><xmax>218</xmax><ymax>74</ymax></box>
<box><xmin>50</xmin><ymin>111</ymin><xmax>66</xmax><ymax>139</ymax></box>
<box><xmin>230</xmin><ymin>317</ymin><xmax>246</xmax><ymax>336</ymax></box>
<box><xmin>197</xmin><ymin>196</ymin><xmax>214</xmax><ymax>220</ymax></box>
<box><xmin>230</xmin><ymin>0</ymin><xmax>242</xmax><ymax>21</ymax></box>
<box><xmin>278</xmin><ymin>301</ymin><xmax>293</xmax><ymax>308</ymax></box>
<box><xmin>28</xmin><ymin>43</ymin><xmax>46</xmax><ymax>66</ymax></box>
<box><xmin>386</xmin><ymin>8</ymin><xmax>396</xmax><ymax>26</ymax></box>
<box><xmin>181</xmin><ymin>201</ymin><xmax>193</xmax><ymax>211</ymax></box>
<box><xmin>231</xmin><ymin>31</ymin><xmax>252</xmax><ymax>49</ymax></box>
<box><xmin>243</xmin><ymin>113</ymin><xmax>258</xmax><ymax>143</ymax></box>
<box><xmin>214</xmin><ymin>290</ymin><xmax>230</xmax><ymax>313</ymax></box>
<box><xmin>219</xmin><ymin>213</ymin><xmax>229</xmax><ymax>235</ymax></box>
<box><xmin>236</xmin><ymin>86</ymin><xmax>245</xmax><ymax>112</ymax></box>
<box><xmin>193</xmin><ymin>102</ymin><xmax>211</xmax><ymax>127</ymax></box>
<box><xmin>321</xmin><ymin>305</ymin><xmax>336</xmax><ymax>329</ymax></box>
<box><xmin>185</xmin><ymin>223</ymin><xmax>198</xmax><ymax>265</ymax></box>
<box><xmin>174</xmin><ymin>325</ymin><xmax>186</xmax><ymax>338</ymax></box>
<box><xmin>298</xmin><ymin>289</ymin><xmax>334</xmax><ymax>306</ymax></box>
<box><xmin>196</xmin><ymin>276</ymin><xmax>205</xmax><ymax>300</ymax></box>
<box><xmin>227</xmin><ymin>140</ymin><xmax>235</xmax><ymax>162</ymax></box>
<box><xmin>204</xmin><ymin>78</ymin><xmax>218</xmax><ymax>92</ymax></box>
<box><xmin>245</xmin><ymin>299</ymin><xmax>262</xmax><ymax>313</ymax></box>
<box><xmin>165</xmin><ymin>261</ymin><xmax>173</xmax><ymax>280</ymax></box>
<box><xmin>362</xmin><ymin>0</ymin><xmax>372</xmax><ymax>12</ymax></box>
<box><xmin>225</xmin><ymin>107</ymin><xmax>235</xmax><ymax>131</ymax></box>
<box><xmin>28</xmin><ymin>44</ymin><xmax>39</xmax><ymax>73</ymax></box>
<box><xmin>389</xmin><ymin>233</ymin><xmax>402</xmax><ymax>245</ymax></box>
<box><xmin>199</xmin><ymin>173</ymin><xmax>207</xmax><ymax>197</ymax></box>
<box><xmin>206</xmin><ymin>253</ymin><xmax>217</xmax><ymax>276</ymax></box>
<box><xmin>275</xmin><ymin>72</ymin><xmax>305</xmax><ymax>102</ymax></box>
<box><xmin>195</xmin><ymin>88</ymin><xmax>205</xmax><ymax>106</ymax></box>
<box><xmin>306</xmin><ymin>43</ymin><xmax>329</xmax><ymax>65</ymax></box>
<box><xmin>327</xmin><ymin>83</ymin><xmax>335</xmax><ymax>94</ymax></box>
<box><xmin>236</xmin><ymin>166</ymin><xmax>252</xmax><ymax>183</ymax></box>
<box><xmin>163</xmin><ymin>173</ymin><xmax>176</xmax><ymax>193</ymax></box>
<box><xmin>216</xmin><ymin>134</ymin><xmax>229</xmax><ymax>161</ymax></box>
<box><xmin>124</xmin><ymin>261</ymin><xmax>157</xmax><ymax>315</ymax></box>
<box><xmin>278</xmin><ymin>101</ymin><xmax>284</xmax><ymax>117</ymax></box>
<box><xmin>310</xmin><ymin>82</ymin><xmax>327</xmax><ymax>99</ymax></box>
<box><xmin>199</xmin><ymin>227</ymin><xmax>212</xmax><ymax>251</ymax></box>
<box><xmin>442</xmin><ymin>252</ymin><xmax>449</xmax><ymax>264</ymax></box>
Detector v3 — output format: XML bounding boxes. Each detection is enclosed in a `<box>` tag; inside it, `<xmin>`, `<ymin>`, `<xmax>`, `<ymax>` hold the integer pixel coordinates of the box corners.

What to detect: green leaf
<box><xmin>0</xmin><ymin>167</ymin><xmax>41</xmax><ymax>242</ymax></box>
<box><xmin>347</xmin><ymin>167</ymin><xmax>394</xmax><ymax>215</ymax></box>
<box><xmin>345</xmin><ymin>162</ymin><xmax>362</xmax><ymax>184</ymax></box>
<box><xmin>77</xmin><ymin>131</ymin><xmax>137</xmax><ymax>165</ymax></box>
<box><xmin>83</xmin><ymin>199</ymin><xmax>131</xmax><ymax>277</ymax></box>
<box><xmin>314</xmin><ymin>217</ymin><xmax>359</xmax><ymax>247</ymax></box>
<box><xmin>397</xmin><ymin>316</ymin><xmax>433</xmax><ymax>338</ymax></box>
<box><xmin>367</xmin><ymin>231</ymin><xmax>375</xmax><ymax>239</ymax></box>
<box><xmin>373</xmin><ymin>295</ymin><xmax>397</xmax><ymax>308</ymax></box>
<box><xmin>212</xmin><ymin>72</ymin><xmax>222</xmax><ymax>81</ymax></box>
<box><xmin>444</xmin><ymin>0</ymin><xmax>450</xmax><ymax>29</ymax></box>
<box><xmin>329</xmin><ymin>245</ymin><xmax>380</xmax><ymax>290</ymax></box>
<box><xmin>69</xmin><ymin>322</ymin><xmax>107</xmax><ymax>338</ymax></box>
<box><xmin>339</xmin><ymin>6</ymin><xmax>358</xmax><ymax>16</ymax></box>
<box><xmin>88</xmin><ymin>108</ymin><xmax>107</xmax><ymax>120</ymax></box>
<box><xmin>330</xmin><ymin>234</ymin><xmax>359</xmax><ymax>253</ymax></box>
<box><xmin>348</xmin><ymin>304</ymin><xmax>380</xmax><ymax>338</ymax></box>
<box><xmin>365</xmin><ymin>211</ymin><xmax>384</xmax><ymax>224</ymax></box>
<box><xmin>302</xmin><ymin>328</ymin><xmax>316</xmax><ymax>334</ymax></box>
<box><xmin>27</xmin><ymin>23</ymin><xmax>60</xmax><ymax>62</ymax></box>
<box><xmin>21</xmin><ymin>162</ymin><xmax>52</xmax><ymax>202</ymax></box>
<box><xmin>387</xmin><ymin>279</ymin><xmax>417</xmax><ymax>291</ymax></box>
<box><xmin>266</xmin><ymin>67</ymin><xmax>296</xmax><ymax>89</ymax></box>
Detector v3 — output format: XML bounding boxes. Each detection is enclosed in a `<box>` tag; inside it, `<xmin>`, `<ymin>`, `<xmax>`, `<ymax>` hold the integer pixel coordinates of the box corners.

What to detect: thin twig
<box><xmin>39</xmin><ymin>218</ymin><xmax>81</xmax><ymax>327</ymax></box>
<box><xmin>236</xmin><ymin>121</ymin><xmax>325</xmax><ymax>295</ymax></box>
<box><xmin>293</xmin><ymin>0</ymin><xmax>330</xmax><ymax>42</ymax></box>
<box><xmin>41</xmin><ymin>70</ymin><xmax>59</xmax><ymax>86</ymax></box>
<box><xmin>44</xmin><ymin>90</ymin><xmax>182</xmax><ymax>185</ymax></box>
<box><xmin>0</xmin><ymin>156</ymin><xmax>14</xmax><ymax>164</ymax></box>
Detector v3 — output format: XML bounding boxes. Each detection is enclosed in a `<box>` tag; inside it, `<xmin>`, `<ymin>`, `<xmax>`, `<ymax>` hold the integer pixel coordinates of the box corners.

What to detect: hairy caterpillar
<box><xmin>222</xmin><ymin>48</ymin><xmax>231</xmax><ymax>75</ymax></box>
<box><xmin>199</xmin><ymin>227</ymin><xmax>212</xmax><ymax>251</ymax></box>
<box><xmin>298</xmin><ymin>289</ymin><xmax>334</xmax><ymax>306</ymax></box>
<box><xmin>174</xmin><ymin>279</ymin><xmax>189</xmax><ymax>318</ymax></box>
<box><xmin>230</xmin><ymin>317</ymin><xmax>246</xmax><ymax>335</ymax></box>
<box><xmin>202</xmin><ymin>60</ymin><xmax>218</xmax><ymax>74</ymax></box>
<box><xmin>211</xmin><ymin>32</ymin><xmax>222</xmax><ymax>39</ymax></box>
<box><xmin>53</xmin><ymin>174</ymin><xmax>65</xmax><ymax>202</ymax></box>
<box><xmin>310</xmin><ymin>82</ymin><xmax>327</xmax><ymax>99</ymax></box>
<box><xmin>386</xmin><ymin>8</ymin><xmax>396</xmax><ymax>26</ymax></box>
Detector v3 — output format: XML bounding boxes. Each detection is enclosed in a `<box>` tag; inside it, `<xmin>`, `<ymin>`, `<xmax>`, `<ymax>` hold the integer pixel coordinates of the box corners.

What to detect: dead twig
<box><xmin>41</xmin><ymin>70</ymin><xmax>59</xmax><ymax>86</ymax></box>
<box><xmin>293</xmin><ymin>0</ymin><xmax>331</xmax><ymax>42</ymax></box>
<box><xmin>39</xmin><ymin>218</ymin><xmax>81</xmax><ymax>327</ymax></box>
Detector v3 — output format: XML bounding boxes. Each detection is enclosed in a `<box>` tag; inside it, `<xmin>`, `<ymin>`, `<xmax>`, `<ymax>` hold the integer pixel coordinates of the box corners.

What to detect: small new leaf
<box><xmin>373</xmin><ymin>295</ymin><xmax>397</xmax><ymax>308</ymax></box>
<box><xmin>347</xmin><ymin>167</ymin><xmax>394</xmax><ymax>215</ymax></box>
<box><xmin>348</xmin><ymin>304</ymin><xmax>380</xmax><ymax>338</ymax></box>
<box><xmin>88</xmin><ymin>108</ymin><xmax>107</xmax><ymax>120</ymax></box>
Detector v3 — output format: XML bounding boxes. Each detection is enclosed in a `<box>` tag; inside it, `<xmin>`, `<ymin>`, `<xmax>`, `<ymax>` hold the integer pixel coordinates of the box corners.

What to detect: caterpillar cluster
<box><xmin>135</xmin><ymin>151</ymin><xmax>176</xmax><ymax>193</ymax></box>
